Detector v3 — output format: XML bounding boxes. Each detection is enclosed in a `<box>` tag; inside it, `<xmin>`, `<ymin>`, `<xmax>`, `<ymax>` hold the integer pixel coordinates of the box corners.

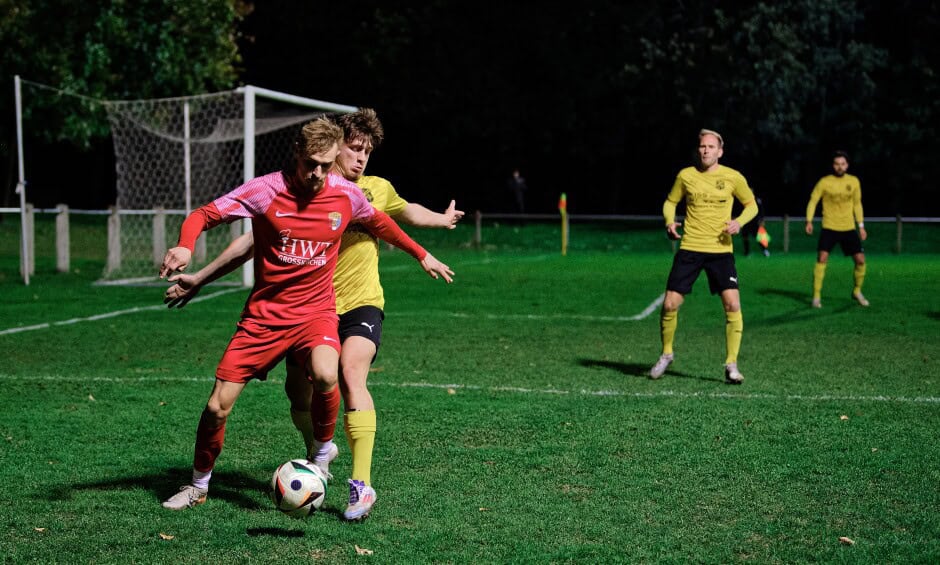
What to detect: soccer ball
<box><xmin>269</xmin><ymin>459</ymin><xmax>327</xmax><ymax>518</ymax></box>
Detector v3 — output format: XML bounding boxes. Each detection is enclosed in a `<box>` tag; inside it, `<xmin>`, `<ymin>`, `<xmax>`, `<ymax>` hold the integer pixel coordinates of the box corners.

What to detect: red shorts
<box><xmin>215</xmin><ymin>315</ymin><xmax>340</xmax><ymax>383</ymax></box>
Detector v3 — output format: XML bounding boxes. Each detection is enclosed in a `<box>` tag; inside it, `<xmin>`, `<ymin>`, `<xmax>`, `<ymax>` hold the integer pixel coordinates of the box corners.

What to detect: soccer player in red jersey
<box><xmin>163</xmin><ymin>109</ymin><xmax>462</xmax><ymax>519</ymax></box>
<box><xmin>159</xmin><ymin>117</ymin><xmax>453</xmax><ymax>510</ymax></box>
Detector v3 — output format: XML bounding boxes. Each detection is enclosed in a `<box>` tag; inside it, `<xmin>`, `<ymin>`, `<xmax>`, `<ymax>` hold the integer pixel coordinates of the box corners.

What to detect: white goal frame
<box><xmin>12</xmin><ymin>76</ymin><xmax>357</xmax><ymax>286</ymax></box>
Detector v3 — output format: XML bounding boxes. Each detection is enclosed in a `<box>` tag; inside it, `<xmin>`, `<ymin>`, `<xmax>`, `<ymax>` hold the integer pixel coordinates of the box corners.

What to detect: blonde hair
<box><xmin>699</xmin><ymin>128</ymin><xmax>724</xmax><ymax>148</ymax></box>
<box><xmin>294</xmin><ymin>117</ymin><xmax>343</xmax><ymax>158</ymax></box>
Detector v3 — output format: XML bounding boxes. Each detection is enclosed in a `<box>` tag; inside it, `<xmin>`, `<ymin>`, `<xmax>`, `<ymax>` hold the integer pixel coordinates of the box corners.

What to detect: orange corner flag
<box><xmin>756</xmin><ymin>225</ymin><xmax>771</xmax><ymax>247</ymax></box>
<box><xmin>558</xmin><ymin>192</ymin><xmax>567</xmax><ymax>213</ymax></box>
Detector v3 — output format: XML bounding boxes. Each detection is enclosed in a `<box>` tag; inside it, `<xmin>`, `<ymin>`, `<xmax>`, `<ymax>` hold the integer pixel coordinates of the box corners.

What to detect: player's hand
<box><xmin>164</xmin><ymin>273</ymin><xmax>202</xmax><ymax>308</ymax></box>
<box><xmin>805</xmin><ymin>222</ymin><xmax>814</xmax><ymax>235</ymax></box>
<box><xmin>159</xmin><ymin>247</ymin><xmax>192</xmax><ymax>278</ymax></box>
<box><xmin>724</xmin><ymin>219</ymin><xmax>741</xmax><ymax>235</ymax></box>
<box><xmin>859</xmin><ymin>226</ymin><xmax>867</xmax><ymax>241</ymax></box>
<box><xmin>665</xmin><ymin>222</ymin><xmax>682</xmax><ymax>240</ymax></box>
<box><xmin>419</xmin><ymin>252</ymin><xmax>454</xmax><ymax>283</ymax></box>
<box><xmin>443</xmin><ymin>200</ymin><xmax>465</xmax><ymax>229</ymax></box>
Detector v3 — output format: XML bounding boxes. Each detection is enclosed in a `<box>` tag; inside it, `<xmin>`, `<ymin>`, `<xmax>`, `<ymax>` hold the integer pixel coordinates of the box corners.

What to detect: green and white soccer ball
<box><xmin>269</xmin><ymin>459</ymin><xmax>327</xmax><ymax>518</ymax></box>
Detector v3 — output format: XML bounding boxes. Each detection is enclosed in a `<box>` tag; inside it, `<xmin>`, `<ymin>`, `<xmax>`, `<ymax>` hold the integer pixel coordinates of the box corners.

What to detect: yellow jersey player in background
<box><xmin>649</xmin><ymin>129</ymin><xmax>758</xmax><ymax>384</ymax></box>
<box><xmin>805</xmin><ymin>150</ymin><xmax>868</xmax><ymax>308</ymax></box>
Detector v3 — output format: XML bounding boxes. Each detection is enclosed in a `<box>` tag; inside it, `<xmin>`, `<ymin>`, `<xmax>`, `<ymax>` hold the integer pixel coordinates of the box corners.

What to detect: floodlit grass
<box><xmin>1</xmin><ymin>217</ymin><xmax>939</xmax><ymax>562</ymax></box>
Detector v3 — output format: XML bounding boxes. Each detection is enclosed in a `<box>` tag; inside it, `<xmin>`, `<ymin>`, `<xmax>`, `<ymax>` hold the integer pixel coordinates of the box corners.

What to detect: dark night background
<box><xmin>6</xmin><ymin>0</ymin><xmax>940</xmax><ymax>217</ymax></box>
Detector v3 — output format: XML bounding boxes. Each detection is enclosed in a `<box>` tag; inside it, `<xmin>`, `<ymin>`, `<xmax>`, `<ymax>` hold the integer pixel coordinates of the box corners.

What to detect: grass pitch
<box><xmin>1</xmin><ymin>217</ymin><xmax>938</xmax><ymax>563</ymax></box>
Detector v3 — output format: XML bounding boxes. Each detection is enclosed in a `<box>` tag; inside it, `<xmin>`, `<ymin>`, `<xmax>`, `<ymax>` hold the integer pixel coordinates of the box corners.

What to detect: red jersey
<box><xmin>177</xmin><ymin>171</ymin><xmax>426</xmax><ymax>326</ymax></box>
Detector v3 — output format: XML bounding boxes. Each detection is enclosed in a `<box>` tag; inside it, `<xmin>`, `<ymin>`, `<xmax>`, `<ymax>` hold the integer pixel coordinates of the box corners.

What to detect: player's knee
<box><xmin>309</xmin><ymin>366</ymin><xmax>338</xmax><ymax>391</ymax></box>
<box><xmin>663</xmin><ymin>291</ymin><xmax>683</xmax><ymax>312</ymax></box>
<box><xmin>202</xmin><ymin>403</ymin><xmax>230</xmax><ymax>425</ymax></box>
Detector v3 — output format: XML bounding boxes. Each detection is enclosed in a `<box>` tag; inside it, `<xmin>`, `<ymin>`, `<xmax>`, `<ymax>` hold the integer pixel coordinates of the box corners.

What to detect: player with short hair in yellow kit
<box><xmin>649</xmin><ymin>129</ymin><xmax>758</xmax><ymax>384</ymax></box>
<box><xmin>805</xmin><ymin>150</ymin><xmax>868</xmax><ymax>308</ymax></box>
<box><xmin>284</xmin><ymin>110</ymin><xmax>464</xmax><ymax>521</ymax></box>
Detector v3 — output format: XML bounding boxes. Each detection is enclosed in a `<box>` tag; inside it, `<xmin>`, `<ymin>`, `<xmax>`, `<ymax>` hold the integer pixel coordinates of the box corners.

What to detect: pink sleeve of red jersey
<box><xmin>212</xmin><ymin>172</ymin><xmax>283</xmax><ymax>219</ymax></box>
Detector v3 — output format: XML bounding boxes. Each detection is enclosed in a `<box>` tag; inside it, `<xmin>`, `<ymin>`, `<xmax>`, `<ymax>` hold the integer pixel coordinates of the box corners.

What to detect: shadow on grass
<box><xmin>577</xmin><ymin>359</ymin><xmax>721</xmax><ymax>383</ymax></box>
<box><xmin>246</xmin><ymin>527</ymin><xmax>306</xmax><ymax>537</ymax></box>
<box><xmin>756</xmin><ymin>287</ymin><xmax>809</xmax><ymax>305</ymax></box>
<box><xmin>57</xmin><ymin>467</ymin><xmax>348</xmax><ymax>526</ymax></box>
<box><xmin>752</xmin><ymin>287</ymin><xmax>856</xmax><ymax>326</ymax></box>
<box><xmin>56</xmin><ymin>467</ymin><xmax>266</xmax><ymax>510</ymax></box>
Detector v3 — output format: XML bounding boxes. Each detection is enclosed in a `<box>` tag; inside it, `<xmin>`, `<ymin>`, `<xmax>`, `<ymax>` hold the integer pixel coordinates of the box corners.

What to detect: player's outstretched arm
<box><xmin>361</xmin><ymin>209</ymin><xmax>455</xmax><ymax>283</ymax></box>
<box><xmin>159</xmin><ymin>204</ymin><xmax>227</xmax><ymax>278</ymax></box>
<box><xmin>164</xmin><ymin>232</ymin><xmax>255</xmax><ymax>308</ymax></box>
<box><xmin>419</xmin><ymin>252</ymin><xmax>454</xmax><ymax>283</ymax></box>
<box><xmin>160</xmin><ymin>247</ymin><xmax>193</xmax><ymax>279</ymax></box>
<box><xmin>396</xmin><ymin>200</ymin><xmax>465</xmax><ymax>229</ymax></box>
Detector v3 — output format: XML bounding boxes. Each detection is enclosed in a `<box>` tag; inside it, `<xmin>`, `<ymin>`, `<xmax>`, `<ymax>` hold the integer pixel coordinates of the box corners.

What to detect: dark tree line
<box><xmin>240</xmin><ymin>0</ymin><xmax>940</xmax><ymax>216</ymax></box>
<box><xmin>3</xmin><ymin>0</ymin><xmax>939</xmax><ymax>216</ymax></box>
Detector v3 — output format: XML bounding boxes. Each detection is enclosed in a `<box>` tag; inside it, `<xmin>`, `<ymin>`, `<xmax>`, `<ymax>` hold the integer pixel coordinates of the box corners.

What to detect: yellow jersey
<box><xmin>664</xmin><ymin>165</ymin><xmax>756</xmax><ymax>253</ymax></box>
<box><xmin>333</xmin><ymin>176</ymin><xmax>408</xmax><ymax>315</ymax></box>
<box><xmin>805</xmin><ymin>174</ymin><xmax>864</xmax><ymax>231</ymax></box>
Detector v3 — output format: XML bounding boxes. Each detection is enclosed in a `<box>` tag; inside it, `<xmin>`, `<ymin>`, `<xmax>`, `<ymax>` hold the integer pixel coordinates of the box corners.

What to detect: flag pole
<box><xmin>558</xmin><ymin>192</ymin><xmax>568</xmax><ymax>256</ymax></box>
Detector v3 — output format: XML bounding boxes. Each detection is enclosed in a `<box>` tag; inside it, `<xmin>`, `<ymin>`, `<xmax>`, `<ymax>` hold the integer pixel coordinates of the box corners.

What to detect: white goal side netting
<box><xmin>99</xmin><ymin>88</ymin><xmax>355</xmax><ymax>283</ymax></box>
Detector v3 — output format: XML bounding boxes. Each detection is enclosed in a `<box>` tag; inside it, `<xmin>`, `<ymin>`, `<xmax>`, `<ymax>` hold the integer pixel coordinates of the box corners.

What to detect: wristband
<box><xmin>858</xmin><ymin>223</ymin><xmax>865</xmax><ymax>228</ymax></box>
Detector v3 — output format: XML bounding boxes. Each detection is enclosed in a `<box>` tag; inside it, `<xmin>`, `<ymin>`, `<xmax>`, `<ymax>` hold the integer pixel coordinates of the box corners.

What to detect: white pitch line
<box><xmin>1</xmin><ymin>374</ymin><xmax>938</xmax><ymax>404</ymax></box>
<box><xmin>1</xmin><ymin>285</ymin><xmax>663</xmax><ymax>336</ymax></box>
<box><xmin>0</xmin><ymin>288</ymin><xmax>245</xmax><ymax>336</ymax></box>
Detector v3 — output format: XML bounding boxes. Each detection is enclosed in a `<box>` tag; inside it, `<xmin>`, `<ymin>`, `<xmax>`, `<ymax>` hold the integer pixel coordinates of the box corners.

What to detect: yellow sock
<box><xmin>290</xmin><ymin>408</ymin><xmax>315</xmax><ymax>458</ymax></box>
<box><xmin>813</xmin><ymin>262</ymin><xmax>827</xmax><ymax>299</ymax></box>
<box><xmin>660</xmin><ymin>310</ymin><xmax>678</xmax><ymax>355</ymax></box>
<box><xmin>344</xmin><ymin>410</ymin><xmax>377</xmax><ymax>485</ymax></box>
<box><xmin>853</xmin><ymin>263</ymin><xmax>866</xmax><ymax>295</ymax></box>
<box><xmin>725</xmin><ymin>310</ymin><xmax>743</xmax><ymax>364</ymax></box>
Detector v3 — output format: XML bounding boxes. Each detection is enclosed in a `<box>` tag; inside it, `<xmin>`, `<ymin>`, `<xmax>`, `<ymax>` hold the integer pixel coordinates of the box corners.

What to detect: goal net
<box><xmin>99</xmin><ymin>86</ymin><xmax>357</xmax><ymax>284</ymax></box>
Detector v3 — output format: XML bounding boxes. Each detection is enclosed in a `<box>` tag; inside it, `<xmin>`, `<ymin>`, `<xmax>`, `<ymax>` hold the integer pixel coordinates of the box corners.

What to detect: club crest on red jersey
<box><xmin>330</xmin><ymin>212</ymin><xmax>343</xmax><ymax>231</ymax></box>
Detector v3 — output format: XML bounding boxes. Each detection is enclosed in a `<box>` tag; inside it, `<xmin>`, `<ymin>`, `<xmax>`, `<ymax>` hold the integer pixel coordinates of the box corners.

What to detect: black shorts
<box><xmin>338</xmin><ymin>305</ymin><xmax>385</xmax><ymax>351</ymax></box>
<box><xmin>818</xmin><ymin>228</ymin><xmax>863</xmax><ymax>256</ymax></box>
<box><xmin>666</xmin><ymin>249</ymin><xmax>739</xmax><ymax>295</ymax></box>
<box><xmin>284</xmin><ymin>306</ymin><xmax>385</xmax><ymax>368</ymax></box>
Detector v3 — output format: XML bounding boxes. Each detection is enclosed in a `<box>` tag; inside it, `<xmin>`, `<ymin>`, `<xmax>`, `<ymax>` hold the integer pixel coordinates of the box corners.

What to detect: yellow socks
<box><xmin>813</xmin><ymin>262</ymin><xmax>827</xmax><ymax>299</ymax></box>
<box><xmin>660</xmin><ymin>310</ymin><xmax>678</xmax><ymax>355</ymax></box>
<box><xmin>725</xmin><ymin>310</ymin><xmax>743</xmax><ymax>364</ymax></box>
<box><xmin>344</xmin><ymin>409</ymin><xmax>377</xmax><ymax>485</ymax></box>
<box><xmin>853</xmin><ymin>263</ymin><xmax>866</xmax><ymax>295</ymax></box>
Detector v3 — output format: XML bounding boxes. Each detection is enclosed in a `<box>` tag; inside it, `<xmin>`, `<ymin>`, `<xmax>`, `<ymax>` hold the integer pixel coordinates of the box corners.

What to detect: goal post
<box><xmin>101</xmin><ymin>85</ymin><xmax>357</xmax><ymax>285</ymax></box>
<box><xmin>13</xmin><ymin>77</ymin><xmax>356</xmax><ymax>286</ymax></box>
<box><xmin>14</xmin><ymin>76</ymin><xmax>30</xmax><ymax>285</ymax></box>
<box><xmin>234</xmin><ymin>85</ymin><xmax>357</xmax><ymax>286</ymax></box>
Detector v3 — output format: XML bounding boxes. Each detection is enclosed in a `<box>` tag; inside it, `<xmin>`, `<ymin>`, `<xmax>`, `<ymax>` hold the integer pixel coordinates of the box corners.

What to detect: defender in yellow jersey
<box><xmin>805</xmin><ymin>150</ymin><xmax>869</xmax><ymax>308</ymax></box>
<box><xmin>298</xmin><ymin>110</ymin><xmax>461</xmax><ymax>520</ymax></box>
<box><xmin>649</xmin><ymin>129</ymin><xmax>758</xmax><ymax>384</ymax></box>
